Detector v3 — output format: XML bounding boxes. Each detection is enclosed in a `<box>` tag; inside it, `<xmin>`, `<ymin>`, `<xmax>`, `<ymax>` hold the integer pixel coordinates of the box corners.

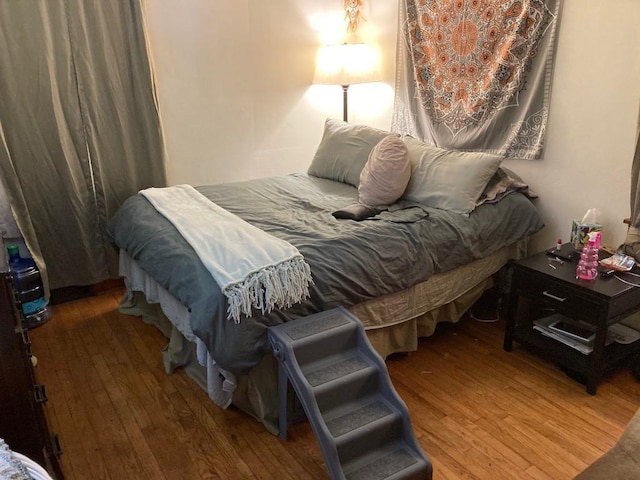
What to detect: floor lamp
<box><xmin>313</xmin><ymin>43</ymin><xmax>380</xmax><ymax>123</ymax></box>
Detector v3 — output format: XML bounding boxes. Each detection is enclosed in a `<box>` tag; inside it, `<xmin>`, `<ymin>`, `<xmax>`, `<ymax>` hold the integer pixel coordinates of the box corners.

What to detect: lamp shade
<box><xmin>314</xmin><ymin>43</ymin><xmax>380</xmax><ymax>86</ymax></box>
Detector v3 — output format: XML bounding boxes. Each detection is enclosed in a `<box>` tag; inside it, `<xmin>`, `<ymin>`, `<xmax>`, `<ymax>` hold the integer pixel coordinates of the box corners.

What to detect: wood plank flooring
<box><xmin>29</xmin><ymin>289</ymin><xmax>640</xmax><ymax>479</ymax></box>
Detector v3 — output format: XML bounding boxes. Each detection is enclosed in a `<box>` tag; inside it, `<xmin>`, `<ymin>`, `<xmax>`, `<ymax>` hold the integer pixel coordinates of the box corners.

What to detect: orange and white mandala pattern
<box><xmin>405</xmin><ymin>0</ymin><xmax>554</xmax><ymax>134</ymax></box>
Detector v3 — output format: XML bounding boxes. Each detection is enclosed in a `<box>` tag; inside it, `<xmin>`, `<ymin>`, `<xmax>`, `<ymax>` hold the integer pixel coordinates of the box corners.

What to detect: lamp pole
<box><xmin>342</xmin><ymin>85</ymin><xmax>349</xmax><ymax>122</ymax></box>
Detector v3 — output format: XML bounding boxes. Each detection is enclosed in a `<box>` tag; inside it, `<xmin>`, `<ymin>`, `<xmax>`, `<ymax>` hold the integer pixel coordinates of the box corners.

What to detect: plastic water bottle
<box><xmin>7</xmin><ymin>244</ymin><xmax>51</xmax><ymax>328</ymax></box>
<box><xmin>576</xmin><ymin>232</ymin><xmax>601</xmax><ymax>281</ymax></box>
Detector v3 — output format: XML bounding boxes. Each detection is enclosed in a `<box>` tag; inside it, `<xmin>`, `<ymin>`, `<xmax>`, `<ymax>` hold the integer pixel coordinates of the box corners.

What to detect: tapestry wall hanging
<box><xmin>392</xmin><ymin>0</ymin><xmax>563</xmax><ymax>159</ymax></box>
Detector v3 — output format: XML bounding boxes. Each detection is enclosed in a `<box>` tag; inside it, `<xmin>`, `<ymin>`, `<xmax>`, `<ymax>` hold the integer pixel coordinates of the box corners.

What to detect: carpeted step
<box><xmin>304</xmin><ymin>352</ymin><xmax>371</xmax><ymax>387</ymax></box>
<box><xmin>286</xmin><ymin>309</ymin><xmax>359</xmax><ymax>365</ymax></box>
<box><xmin>334</xmin><ymin>406</ymin><xmax>403</xmax><ymax>465</ymax></box>
<box><xmin>325</xmin><ymin>397</ymin><xmax>393</xmax><ymax>437</ymax></box>
<box><xmin>315</xmin><ymin>372</ymin><xmax>379</xmax><ymax>414</ymax></box>
<box><xmin>344</xmin><ymin>443</ymin><xmax>430</xmax><ymax>480</ymax></box>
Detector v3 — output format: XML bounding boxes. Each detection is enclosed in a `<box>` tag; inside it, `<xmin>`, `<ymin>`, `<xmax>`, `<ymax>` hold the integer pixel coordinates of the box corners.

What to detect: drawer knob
<box><xmin>543</xmin><ymin>290</ymin><xmax>567</xmax><ymax>302</ymax></box>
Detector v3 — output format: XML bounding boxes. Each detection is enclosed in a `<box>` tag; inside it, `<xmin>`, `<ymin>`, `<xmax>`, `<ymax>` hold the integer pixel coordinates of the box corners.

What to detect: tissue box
<box><xmin>571</xmin><ymin>220</ymin><xmax>603</xmax><ymax>251</ymax></box>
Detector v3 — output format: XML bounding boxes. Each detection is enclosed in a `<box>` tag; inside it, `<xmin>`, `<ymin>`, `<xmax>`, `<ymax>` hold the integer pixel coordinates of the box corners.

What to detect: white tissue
<box><xmin>581</xmin><ymin>208</ymin><xmax>600</xmax><ymax>224</ymax></box>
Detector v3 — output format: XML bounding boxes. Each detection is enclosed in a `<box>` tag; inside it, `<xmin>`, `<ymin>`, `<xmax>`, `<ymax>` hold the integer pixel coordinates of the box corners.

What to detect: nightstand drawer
<box><xmin>512</xmin><ymin>271</ymin><xmax>600</xmax><ymax>323</ymax></box>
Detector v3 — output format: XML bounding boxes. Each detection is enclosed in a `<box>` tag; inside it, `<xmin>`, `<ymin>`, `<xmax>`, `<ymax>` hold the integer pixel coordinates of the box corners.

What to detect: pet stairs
<box><xmin>268</xmin><ymin>306</ymin><xmax>432</xmax><ymax>480</ymax></box>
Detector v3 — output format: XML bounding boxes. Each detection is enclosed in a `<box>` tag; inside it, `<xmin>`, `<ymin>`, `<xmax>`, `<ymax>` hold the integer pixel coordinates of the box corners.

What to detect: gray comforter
<box><xmin>107</xmin><ymin>173</ymin><xmax>543</xmax><ymax>374</ymax></box>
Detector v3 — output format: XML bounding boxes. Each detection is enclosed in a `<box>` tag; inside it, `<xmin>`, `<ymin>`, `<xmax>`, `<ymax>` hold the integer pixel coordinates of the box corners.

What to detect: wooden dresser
<box><xmin>0</xmin><ymin>270</ymin><xmax>63</xmax><ymax>478</ymax></box>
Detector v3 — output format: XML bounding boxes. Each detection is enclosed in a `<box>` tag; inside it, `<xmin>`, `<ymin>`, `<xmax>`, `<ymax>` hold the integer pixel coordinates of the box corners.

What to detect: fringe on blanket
<box><xmin>225</xmin><ymin>256</ymin><xmax>313</xmax><ymax>324</ymax></box>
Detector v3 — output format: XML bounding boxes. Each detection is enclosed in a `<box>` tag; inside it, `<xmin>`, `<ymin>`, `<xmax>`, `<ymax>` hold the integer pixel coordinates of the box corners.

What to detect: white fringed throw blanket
<box><xmin>140</xmin><ymin>185</ymin><xmax>312</xmax><ymax>323</ymax></box>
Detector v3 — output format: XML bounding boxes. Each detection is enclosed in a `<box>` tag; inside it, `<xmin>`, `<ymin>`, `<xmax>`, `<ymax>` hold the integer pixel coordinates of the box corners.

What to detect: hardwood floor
<box><xmin>29</xmin><ymin>289</ymin><xmax>640</xmax><ymax>480</ymax></box>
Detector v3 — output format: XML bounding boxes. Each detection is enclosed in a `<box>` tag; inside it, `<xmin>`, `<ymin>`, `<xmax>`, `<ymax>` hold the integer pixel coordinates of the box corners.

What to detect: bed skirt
<box><xmin>118</xmin><ymin>238</ymin><xmax>528</xmax><ymax>434</ymax></box>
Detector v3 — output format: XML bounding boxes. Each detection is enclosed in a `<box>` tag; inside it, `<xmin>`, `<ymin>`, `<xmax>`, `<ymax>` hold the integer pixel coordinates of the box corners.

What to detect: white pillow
<box><xmin>402</xmin><ymin>136</ymin><xmax>504</xmax><ymax>214</ymax></box>
<box><xmin>358</xmin><ymin>135</ymin><xmax>411</xmax><ymax>207</ymax></box>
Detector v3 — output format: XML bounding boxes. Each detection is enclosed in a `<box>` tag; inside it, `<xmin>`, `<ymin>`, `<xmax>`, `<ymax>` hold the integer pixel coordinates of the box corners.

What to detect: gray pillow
<box><xmin>402</xmin><ymin>136</ymin><xmax>504</xmax><ymax>214</ymax></box>
<box><xmin>307</xmin><ymin>118</ymin><xmax>390</xmax><ymax>187</ymax></box>
<box><xmin>478</xmin><ymin>167</ymin><xmax>538</xmax><ymax>205</ymax></box>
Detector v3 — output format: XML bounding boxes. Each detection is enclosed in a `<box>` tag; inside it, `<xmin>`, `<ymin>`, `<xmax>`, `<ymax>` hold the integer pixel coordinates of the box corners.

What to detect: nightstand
<box><xmin>503</xmin><ymin>246</ymin><xmax>640</xmax><ymax>394</ymax></box>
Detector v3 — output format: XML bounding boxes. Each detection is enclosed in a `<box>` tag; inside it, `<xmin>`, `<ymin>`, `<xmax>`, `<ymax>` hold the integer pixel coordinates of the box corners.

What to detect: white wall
<box><xmin>506</xmin><ymin>1</ymin><xmax>640</xmax><ymax>253</ymax></box>
<box><xmin>143</xmin><ymin>0</ymin><xmax>397</xmax><ymax>185</ymax></box>
<box><xmin>143</xmin><ymin>0</ymin><xmax>640</xmax><ymax>254</ymax></box>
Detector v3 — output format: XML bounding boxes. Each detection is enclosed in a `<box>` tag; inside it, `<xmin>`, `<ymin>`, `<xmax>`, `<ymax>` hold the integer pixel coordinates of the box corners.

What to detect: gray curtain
<box><xmin>620</xmin><ymin>124</ymin><xmax>640</xmax><ymax>259</ymax></box>
<box><xmin>0</xmin><ymin>0</ymin><xmax>166</xmax><ymax>293</ymax></box>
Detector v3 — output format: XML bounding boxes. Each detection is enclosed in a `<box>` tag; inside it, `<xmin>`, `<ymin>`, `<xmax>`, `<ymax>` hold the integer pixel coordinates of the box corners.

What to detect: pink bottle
<box><xmin>576</xmin><ymin>232</ymin><xmax>601</xmax><ymax>280</ymax></box>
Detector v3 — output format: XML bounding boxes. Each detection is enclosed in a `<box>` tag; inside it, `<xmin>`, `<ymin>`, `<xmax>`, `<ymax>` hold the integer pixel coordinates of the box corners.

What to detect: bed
<box><xmin>107</xmin><ymin>119</ymin><xmax>544</xmax><ymax>433</ymax></box>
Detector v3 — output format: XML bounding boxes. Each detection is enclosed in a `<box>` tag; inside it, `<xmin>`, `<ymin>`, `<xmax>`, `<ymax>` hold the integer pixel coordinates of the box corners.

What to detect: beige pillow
<box><xmin>358</xmin><ymin>135</ymin><xmax>411</xmax><ymax>207</ymax></box>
